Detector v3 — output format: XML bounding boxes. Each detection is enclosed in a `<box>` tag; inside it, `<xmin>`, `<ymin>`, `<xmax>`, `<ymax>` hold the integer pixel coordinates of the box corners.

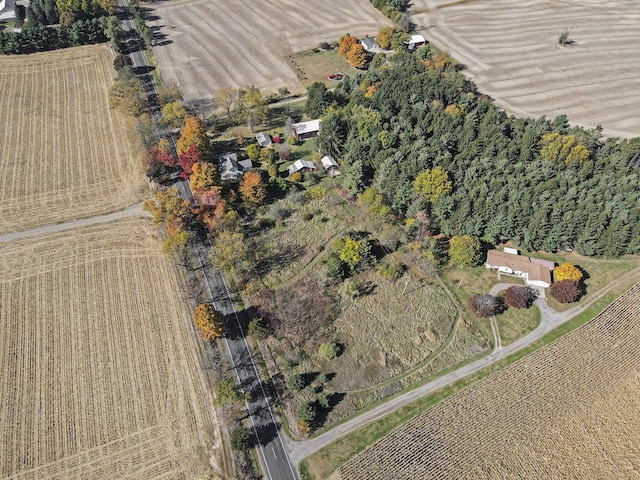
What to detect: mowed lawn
<box><xmin>0</xmin><ymin>218</ymin><xmax>226</xmax><ymax>479</ymax></box>
<box><xmin>145</xmin><ymin>0</ymin><xmax>391</xmax><ymax>100</ymax></box>
<box><xmin>0</xmin><ymin>45</ymin><xmax>144</xmax><ymax>234</ymax></box>
<box><xmin>413</xmin><ymin>0</ymin><xmax>640</xmax><ymax>138</ymax></box>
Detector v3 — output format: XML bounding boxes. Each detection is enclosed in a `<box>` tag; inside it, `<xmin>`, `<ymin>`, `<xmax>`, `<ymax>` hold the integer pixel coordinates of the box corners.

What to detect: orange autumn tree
<box><xmin>194</xmin><ymin>303</ymin><xmax>225</xmax><ymax>341</ymax></box>
<box><xmin>347</xmin><ymin>43</ymin><xmax>367</xmax><ymax>69</ymax></box>
<box><xmin>189</xmin><ymin>161</ymin><xmax>220</xmax><ymax>199</ymax></box>
<box><xmin>339</xmin><ymin>34</ymin><xmax>358</xmax><ymax>57</ymax></box>
<box><xmin>239</xmin><ymin>171</ymin><xmax>266</xmax><ymax>206</ymax></box>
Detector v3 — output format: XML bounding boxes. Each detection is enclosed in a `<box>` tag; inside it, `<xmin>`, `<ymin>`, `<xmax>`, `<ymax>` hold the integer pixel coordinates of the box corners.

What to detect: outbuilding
<box><xmin>292</xmin><ymin>120</ymin><xmax>321</xmax><ymax>141</ymax></box>
<box><xmin>287</xmin><ymin>159</ymin><xmax>317</xmax><ymax>176</ymax></box>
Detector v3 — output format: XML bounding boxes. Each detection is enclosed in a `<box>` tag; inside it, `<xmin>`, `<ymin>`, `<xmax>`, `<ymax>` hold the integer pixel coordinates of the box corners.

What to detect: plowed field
<box><xmin>413</xmin><ymin>0</ymin><xmax>640</xmax><ymax>138</ymax></box>
<box><xmin>0</xmin><ymin>45</ymin><xmax>144</xmax><ymax>235</ymax></box>
<box><xmin>336</xmin><ymin>283</ymin><xmax>640</xmax><ymax>479</ymax></box>
<box><xmin>0</xmin><ymin>218</ymin><xmax>223</xmax><ymax>479</ymax></box>
<box><xmin>146</xmin><ymin>0</ymin><xmax>391</xmax><ymax>100</ymax></box>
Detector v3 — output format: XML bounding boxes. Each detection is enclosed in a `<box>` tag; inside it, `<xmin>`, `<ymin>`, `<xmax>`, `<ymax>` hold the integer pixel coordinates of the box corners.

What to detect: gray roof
<box><xmin>256</xmin><ymin>132</ymin><xmax>272</xmax><ymax>147</ymax></box>
<box><xmin>219</xmin><ymin>153</ymin><xmax>252</xmax><ymax>180</ymax></box>
<box><xmin>320</xmin><ymin>155</ymin><xmax>338</xmax><ymax>169</ymax></box>
<box><xmin>287</xmin><ymin>159</ymin><xmax>316</xmax><ymax>175</ymax></box>
<box><xmin>361</xmin><ymin>37</ymin><xmax>378</xmax><ymax>51</ymax></box>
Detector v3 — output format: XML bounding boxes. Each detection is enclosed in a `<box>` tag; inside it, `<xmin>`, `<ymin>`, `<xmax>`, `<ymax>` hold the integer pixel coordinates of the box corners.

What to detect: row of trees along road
<box><xmin>310</xmin><ymin>44</ymin><xmax>640</xmax><ymax>257</ymax></box>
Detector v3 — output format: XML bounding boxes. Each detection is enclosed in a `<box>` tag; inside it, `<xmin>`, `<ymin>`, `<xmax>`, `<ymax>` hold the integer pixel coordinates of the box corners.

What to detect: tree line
<box><xmin>310</xmin><ymin>46</ymin><xmax>640</xmax><ymax>257</ymax></box>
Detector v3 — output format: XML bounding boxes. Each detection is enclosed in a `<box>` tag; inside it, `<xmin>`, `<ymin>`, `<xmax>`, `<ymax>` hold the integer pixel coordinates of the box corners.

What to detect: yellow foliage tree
<box><xmin>376</xmin><ymin>25</ymin><xmax>396</xmax><ymax>49</ymax></box>
<box><xmin>177</xmin><ymin>116</ymin><xmax>210</xmax><ymax>156</ymax></box>
<box><xmin>413</xmin><ymin>166</ymin><xmax>453</xmax><ymax>204</ymax></box>
<box><xmin>444</xmin><ymin>104</ymin><xmax>461</xmax><ymax>117</ymax></box>
<box><xmin>161</xmin><ymin>101</ymin><xmax>188</xmax><ymax>130</ymax></box>
<box><xmin>189</xmin><ymin>162</ymin><xmax>220</xmax><ymax>198</ymax></box>
<box><xmin>142</xmin><ymin>187</ymin><xmax>191</xmax><ymax>233</ymax></box>
<box><xmin>239</xmin><ymin>171</ymin><xmax>267</xmax><ymax>206</ymax></box>
<box><xmin>553</xmin><ymin>262</ymin><xmax>583</xmax><ymax>282</ymax></box>
<box><xmin>194</xmin><ymin>303</ymin><xmax>225</xmax><ymax>341</ymax></box>
<box><xmin>540</xmin><ymin>132</ymin><xmax>590</xmax><ymax>164</ymax></box>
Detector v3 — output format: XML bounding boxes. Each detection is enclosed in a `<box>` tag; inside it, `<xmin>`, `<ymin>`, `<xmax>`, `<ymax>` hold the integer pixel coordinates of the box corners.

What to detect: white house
<box><xmin>406</xmin><ymin>34</ymin><xmax>426</xmax><ymax>50</ymax></box>
<box><xmin>292</xmin><ymin>120</ymin><xmax>321</xmax><ymax>141</ymax></box>
<box><xmin>255</xmin><ymin>131</ymin><xmax>272</xmax><ymax>147</ymax></box>
<box><xmin>218</xmin><ymin>153</ymin><xmax>252</xmax><ymax>181</ymax></box>
<box><xmin>486</xmin><ymin>250</ymin><xmax>554</xmax><ymax>288</ymax></box>
<box><xmin>0</xmin><ymin>0</ymin><xmax>16</xmax><ymax>21</ymax></box>
<box><xmin>361</xmin><ymin>37</ymin><xmax>380</xmax><ymax>53</ymax></box>
<box><xmin>320</xmin><ymin>155</ymin><xmax>339</xmax><ymax>175</ymax></box>
<box><xmin>287</xmin><ymin>159</ymin><xmax>316</xmax><ymax>176</ymax></box>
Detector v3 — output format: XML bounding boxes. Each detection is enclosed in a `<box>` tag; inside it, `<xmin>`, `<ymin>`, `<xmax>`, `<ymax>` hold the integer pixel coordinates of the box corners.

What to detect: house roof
<box><xmin>292</xmin><ymin>119</ymin><xmax>321</xmax><ymax>135</ymax></box>
<box><xmin>406</xmin><ymin>34</ymin><xmax>426</xmax><ymax>45</ymax></box>
<box><xmin>219</xmin><ymin>153</ymin><xmax>252</xmax><ymax>180</ymax></box>
<box><xmin>361</xmin><ymin>37</ymin><xmax>378</xmax><ymax>50</ymax></box>
<box><xmin>255</xmin><ymin>131</ymin><xmax>272</xmax><ymax>147</ymax></box>
<box><xmin>320</xmin><ymin>155</ymin><xmax>338</xmax><ymax>169</ymax></box>
<box><xmin>287</xmin><ymin>159</ymin><xmax>316</xmax><ymax>175</ymax></box>
<box><xmin>486</xmin><ymin>250</ymin><xmax>553</xmax><ymax>285</ymax></box>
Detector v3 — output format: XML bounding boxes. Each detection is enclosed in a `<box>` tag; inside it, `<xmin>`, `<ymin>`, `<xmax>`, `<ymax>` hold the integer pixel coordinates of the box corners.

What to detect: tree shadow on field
<box><xmin>315</xmin><ymin>392</ymin><xmax>345</xmax><ymax>428</ymax></box>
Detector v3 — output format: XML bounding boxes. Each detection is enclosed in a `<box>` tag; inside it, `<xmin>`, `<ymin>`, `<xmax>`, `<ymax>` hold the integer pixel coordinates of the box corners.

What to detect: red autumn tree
<box><xmin>550</xmin><ymin>280</ymin><xmax>580</xmax><ymax>303</ymax></box>
<box><xmin>502</xmin><ymin>285</ymin><xmax>535</xmax><ymax>308</ymax></box>
<box><xmin>239</xmin><ymin>171</ymin><xmax>267</xmax><ymax>206</ymax></box>
<box><xmin>468</xmin><ymin>294</ymin><xmax>498</xmax><ymax>317</ymax></box>
<box><xmin>178</xmin><ymin>144</ymin><xmax>203</xmax><ymax>179</ymax></box>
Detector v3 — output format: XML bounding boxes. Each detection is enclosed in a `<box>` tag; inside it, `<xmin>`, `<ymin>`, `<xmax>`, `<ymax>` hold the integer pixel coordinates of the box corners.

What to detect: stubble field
<box><xmin>413</xmin><ymin>0</ymin><xmax>640</xmax><ymax>138</ymax></box>
<box><xmin>335</xmin><ymin>282</ymin><xmax>640</xmax><ymax>479</ymax></box>
<box><xmin>146</xmin><ymin>0</ymin><xmax>391</xmax><ymax>101</ymax></box>
<box><xmin>0</xmin><ymin>45</ymin><xmax>144</xmax><ymax>235</ymax></box>
<box><xmin>0</xmin><ymin>218</ymin><xmax>224</xmax><ymax>479</ymax></box>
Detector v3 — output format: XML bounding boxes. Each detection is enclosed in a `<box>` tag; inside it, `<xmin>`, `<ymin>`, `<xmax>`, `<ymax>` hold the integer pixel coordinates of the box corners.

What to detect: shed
<box><xmin>320</xmin><ymin>155</ymin><xmax>339</xmax><ymax>175</ymax></box>
<box><xmin>292</xmin><ymin>120</ymin><xmax>321</xmax><ymax>141</ymax></box>
<box><xmin>406</xmin><ymin>34</ymin><xmax>426</xmax><ymax>50</ymax></box>
<box><xmin>287</xmin><ymin>160</ymin><xmax>317</xmax><ymax>176</ymax></box>
<box><xmin>255</xmin><ymin>131</ymin><xmax>272</xmax><ymax>147</ymax></box>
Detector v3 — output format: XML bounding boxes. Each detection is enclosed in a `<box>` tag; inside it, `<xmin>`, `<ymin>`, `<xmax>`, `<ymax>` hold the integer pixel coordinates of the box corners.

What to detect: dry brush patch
<box><xmin>336</xmin><ymin>283</ymin><xmax>640</xmax><ymax>479</ymax></box>
<box><xmin>0</xmin><ymin>218</ymin><xmax>224</xmax><ymax>479</ymax></box>
<box><xmin>0</xmin><ymin>45</ymin><xmax>144</xmax><ymax>235</ymax></box>
<box><xmin>413</xmin><ymin>0</ymin><xmax>640</xmax><ymax>138</ymax></box>
<box><xmin>145</xmin><ymin>0</ymin><xmax>391</xmax><ymax>101</ymax></box>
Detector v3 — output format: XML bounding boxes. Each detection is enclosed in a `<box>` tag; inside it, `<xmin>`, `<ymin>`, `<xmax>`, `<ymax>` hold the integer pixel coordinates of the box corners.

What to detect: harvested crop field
<box><xmin>0</xmin><ymin>218</ymin><xmax>224</xmax><ymax>479</ymax></box>
<box><xmin>413</xmin><ymin>0</ymin><xmax>640</xmax><ymax>138</ymax></box>
<box><xmin>0</xmin><ymin>45</ymin><xmax>144</xmax><ymax>234</ymax></box>
<box><xmin>335</xmin><ymin>283</ymin><xmax>640</xmax><ymax>479</ymax></box>
<box><xmin>146</xmin><ymin>0</ymin><xmax>391</xmax><ymax>101</ymax></box>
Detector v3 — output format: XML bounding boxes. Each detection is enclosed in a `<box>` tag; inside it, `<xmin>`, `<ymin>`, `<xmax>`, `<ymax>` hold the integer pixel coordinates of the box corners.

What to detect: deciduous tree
<box><xmin>194</xmin><ymin>303</ymin><xmax>225</xmax><ymax>341</ymax></box>
<box><xmin>189</xmin><ymin>161</ymin><xmax>220</xmax><ymax>197</ymax></box>
<box><xmin>468</xmin><ymin>293</ymin><xmax>498</xmax><ymax>317</ymax></box>
<box><xmin>161</xmin><ymin>101</ymin><xmax>187</xmax><ymax>130</ymax></box>
<box><xmin>347</xmin><ymin>43</ymin><xmax>368</xmax><ymax>69</ymax></box>
<box><xmin>143</xmin><ymin>187</ymin><xmax>191</xmax><ymax>233</ymax></box>
<box><xmin>376</xmin><ymin>25</ymin><xmax>396</xmax><ymax>49</ymax></box>
<box><xmin>339</xmin><ymin>34</ymin><xmax>357</xmax><ymax>57</ymax></box>
<box><xmin>178</xmin><ymin>144</ymin><xmax>203</xmax><ymax>179</ymax></box>
<box><xmin>177</xmin><ymin>116</ymin><xmax>210</xmax><ymax>156</ymax></box>
<box><xmin>448</xmin><ymin>235</ymin><xmax>481</xmax><ymax>267</ymax></box>
<box><xmin>239</xmin><ymin>171</ymin><xmax>267</xmax><ymax>205</ymax></box>
<box><xmin>502</xmin><ymin>285</ymin><xmax>535</xmax><ymax>308</ymax></box>
<box><xmin>550</xmin><ymin>279</ymin><xmax>580</xmax><ymax>303</ymax></box>
<box><xmin>413</xmin><ymin>166</ymin><xmax>452</xmax><ymax>204</ymax></box>
<box><xmin>553</xmin><ymin>262</ymin><xmax>583</xmax><ymax>282</ymax></box>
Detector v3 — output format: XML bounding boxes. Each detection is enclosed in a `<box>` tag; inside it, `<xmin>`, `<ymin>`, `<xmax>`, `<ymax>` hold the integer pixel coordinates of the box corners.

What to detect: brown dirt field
<box><xmin>336</xmin><ymin>283</ymin><xmax>640</xmax><ymax>479</ymax></box>
<box><xmin>412</xmin><ymin>0</ymin><xmax>640</xmax><ymax>138</ymax></box>
<box><xmin>145</xmin><ymin>0</ymin><xmax>391</xmax><ymax>101</ymax></box>
<box><xmin>0</xmin><ymin>218</ymin><xmax>226</xmax><ymax>479</ymax></box>
<box><xmin>0</xmin><ymin>45</ymin><xmax>145</xmax><ymax>235</ymax></box>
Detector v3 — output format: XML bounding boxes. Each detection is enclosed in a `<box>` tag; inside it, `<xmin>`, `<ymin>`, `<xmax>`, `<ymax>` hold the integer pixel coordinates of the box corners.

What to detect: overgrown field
<box><xmin>413</xmin><ymin>0</ymin><xmax>640</xmax><ymax>138</ymax></box>
<box><xmin>146</xmin><ymin>0</ymin><xmax>390</xmax><ymax>101</ymax></box>
<box><xmin>335</xmin><ymin>283</ymin><xmax>640</xmax><ymax>479</ymax></box>
<box><xmin>0</xmin><ymin>218</ymin><xmax>224</xmax><ymax>479</ymax></box>
<box><xmin>0</xmin><ymin>45</ymin><xmax>144</xmax><ymax>234</ymax></box>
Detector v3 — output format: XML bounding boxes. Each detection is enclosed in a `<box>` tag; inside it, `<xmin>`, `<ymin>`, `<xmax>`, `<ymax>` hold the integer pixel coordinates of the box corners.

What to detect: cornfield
<box><xmin>0</xmin><ymin>218</ymin><xmax>223</xmax><ymax>479</ymax></box>
<box><xmin>0</xmin><ymin>45</ymin><xmax>144</xmax><ymax>234</ymax></box>
<box><xmin>336</xmin><ymin>283</ymin><xmax>640</xmax><ymax>479</ymax></box>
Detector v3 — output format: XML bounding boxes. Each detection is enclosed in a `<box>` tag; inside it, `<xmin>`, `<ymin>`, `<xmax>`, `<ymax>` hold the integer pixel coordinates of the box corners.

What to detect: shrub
<box><xmin>377</xmin><ymin>260</ymin><xmax>404</xmax><ymax>280</ymax></box>
<box><xmin>502</xmin><ymin>285</ymin><xmax>535</xmax><ymax>308</ymax></box>
<box><xmin>290</xmin><ymin>172</ymin><xmax>302</xmax><ymax>182</ymax></box>
<box><xmin>318</xmin><ymin>342</ymin><xmax>340</xmax><ymax>360</ymax></box>
<box><xmin>550</xmin><ymin>279</ymin><xmax>580</xmax><ymax>303</ymax></box>
<box><xmin>318</xmin><ymin>392</ymin><xmax>330</xmax><ymax>409</ymax></box>
<box><xmin>287</xmin><ymin>373</ymin><xmax>305</xmax><ymax>391</ymax></box>
<box><xmin>319</xmin><ymin>41</ymin><xmax>330</xmax><ymax>50</ymax></box>
<box><xmin>297</xmin><ymin>401</ymin><xmax>318</xmax><ymax>426</ymax></box>
<box><xmin>248</xmin><ymin>317</ymin><xmax>268</xmax><ymax>339</ymax></box>
<box><xmin>553</xmin><ymin>262</ymin><xmax>583</xmax><ymax>282</ymax></box>
<box><xmin>317</xmin><ymin>373</ymin><xmax>329</xmax><ymax>384</ymax></box>
<box><xmin>230</xmin><ymin>428</ymin><xmax>251</xmax><ymax>452</ymax></box>
<box><xmin>325</xmin><ymin>252</ymin><xmax>346</xmax><ymax>279</ymax></box>
<box><xmin>468</xmin><ymin>294</ymin><xmax>498</xmax><ymax>317</ymax></box>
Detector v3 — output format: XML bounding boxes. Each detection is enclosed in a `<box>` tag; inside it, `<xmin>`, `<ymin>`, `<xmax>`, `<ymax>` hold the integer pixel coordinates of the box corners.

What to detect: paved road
<box><xmin>117</xmin><ymin>6</ymin><xmax>299</xmax><ymax>473</ymax></box>
<box><xmin>286</xmin><ymin>269</ymin><xmax>640</xmax><ymax>464</ymax></box>
<box><xmin>0</xmin><ymin>203</ymin><xmax>148</xmax><ymax>243</ymax></box>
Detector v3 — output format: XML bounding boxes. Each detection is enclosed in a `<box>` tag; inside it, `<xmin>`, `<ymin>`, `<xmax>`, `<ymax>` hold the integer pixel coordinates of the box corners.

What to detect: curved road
<box><xmin>286</xmin><ymin>270</ymin><xmax>640</xmax><ymax>465</ymax></box>
<box><xmin>0</xmin><ymin>203</ymin><xmax>149</xmax><ymax>243</ymax></box>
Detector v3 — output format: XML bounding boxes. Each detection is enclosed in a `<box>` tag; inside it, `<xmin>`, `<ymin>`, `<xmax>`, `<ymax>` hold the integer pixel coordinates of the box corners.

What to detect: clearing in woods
<box><xmin>0</xmin><ymin>45</ymin><xmax>144</xmax><ymax>235</ymax></box>
<box><xmin>335</xmin><ymin>283</ymin><xmax>640</xmax><ymax>479</ymax></box>
<box><xmin>0</xmin><ymin>218</ymin><xmax>226</xmax><ymax>479</ymax></box>
<box><xmin>412</xmin><ymin>0</ymin><xmax>640</xmax><ymax>138</ymax></box>
<box><xmin>146</xmin><ymin>0</ymin><xmax>391</xmax><ymax>101</ymax></box>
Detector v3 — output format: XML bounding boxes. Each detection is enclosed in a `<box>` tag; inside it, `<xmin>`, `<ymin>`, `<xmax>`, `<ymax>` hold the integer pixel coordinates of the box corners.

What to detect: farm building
<box><xmin>486</xmin><ymin>249</ymin><xmax>554</xmax><ymax>288</ymax></box>
<box><xmin>255</xmin><ymin>131</ymin><xmax>272</xmax><ymax>147</ymax></box>
<box><xmin>406</xmin><ymin>34</ymin><xmax>426</xmax><ymax>50</ymax></box>
<box><xmin>320</xmin><ymin>155</ymin><xmax>339</xmax><ymax>175</ymax></box>
<box><xmin>287</xmin><ymin>159</ymin><xmax>316</xmax><ymax>176</ymax></box>
<box><xmin>361</xmin><ymin>37</ymin><xmax>380</xmax><ymax>53</ymax></box>
<box><xmin>292</xmin><ymin>119</ymin><xmax>321</xmax><ymax>141</ymax></box>
<box><xmin>218</xmin><ymin>153</ymin><xmax>252</xmax><ymax>181</ymax></box>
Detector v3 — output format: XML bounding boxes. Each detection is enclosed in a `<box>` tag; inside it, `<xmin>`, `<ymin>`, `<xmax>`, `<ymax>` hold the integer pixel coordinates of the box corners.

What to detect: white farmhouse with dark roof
<box><xmin>292</xmin><ymin>119</ymin><xmax>321</xmax><ymax>141</ymax></box>
<box><xmin>218</xmin><ymin>153</ymin><xmax>252</xmax><ymax>181</ymax></box>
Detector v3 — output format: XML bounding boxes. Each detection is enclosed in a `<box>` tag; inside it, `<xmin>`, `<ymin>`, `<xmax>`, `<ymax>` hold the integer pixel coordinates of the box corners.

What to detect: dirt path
<box><xmin>0</xmin><ymin>203</ymin><xmax>150</xmax><ymax>243</ymax></box>
<box><xmin>287</xmin><ymin>268</ymin><xmax>640</xmax><ymax>465</ymax></box>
